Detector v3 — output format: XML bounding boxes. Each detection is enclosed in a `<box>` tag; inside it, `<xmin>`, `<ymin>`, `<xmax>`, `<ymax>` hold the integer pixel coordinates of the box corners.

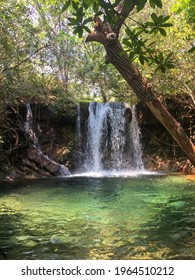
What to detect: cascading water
<box><xmin>24</xmin><ymin>103</ymin><xmax>39</xmax><ymax>145</ymax></box>
<box><xmin>78</xmin><ymin>102</ymin><xmax>144</xmax><ymax>173</ymax></box>
<box><xmin>24</xmin><ymin>103</ymin><xmax>70</xmax><ymax>176</ymax></box>
<box><xmin>129</xmin><ymin>106</ymin><xmax>144</xmax><ymax>170</ymax></box>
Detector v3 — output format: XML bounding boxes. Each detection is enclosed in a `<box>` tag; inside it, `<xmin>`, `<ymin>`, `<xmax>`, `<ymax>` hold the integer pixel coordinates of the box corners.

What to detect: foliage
<box><xmin>61</xmin><ymin>0</ymin><xmax>177</xmax><ymax>73</ymax></box>
<box><xmin>0</xmin><ymin>0</ymin><xmax>194</xmax><ymax>103</ymax></box>
<box><xmin>0</xmin><ymin>0</ymin><xmax>124</xmax><ymax>103</ymax></box>
<box><xmin>171</xmin><ymin>0</ymin><xmax>195</xmax><ymax>24</ymax></box>
<box><xmin>171</xmin><ymin>0</ymin><xmax>195</xmax><ymax>54</ymax></box>
<box><xmin>0</xmin><ymin>0</ymin><xmax>194</xmax><ymax>173</ymax></box>
<box><xmin>150</xmin><ymin>1</ymin><xmax>195</xmax><ymax>98</ymax></box>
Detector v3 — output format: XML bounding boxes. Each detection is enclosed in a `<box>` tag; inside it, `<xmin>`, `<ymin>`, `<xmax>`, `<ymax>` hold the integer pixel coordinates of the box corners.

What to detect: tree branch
<box><xmin>112</xmin><ymin>0</ymin><xmax>136</xmax><ymax>32</ymax></box>
<box><xmin>1</xmin><ymin>44</ymin><xmax>49</xmax><ymax>74</ymax></box>
<box><xmin>86</xmin><ymin>0</ymin><xmax>136</xmax><ymax>44</ymax></box>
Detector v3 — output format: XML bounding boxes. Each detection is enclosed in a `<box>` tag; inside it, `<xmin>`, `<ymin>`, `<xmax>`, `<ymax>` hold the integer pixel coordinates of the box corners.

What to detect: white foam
<box><xmin>68</xmin><ymin>170</ymin><xmax>160</xmax><ymax>178</ymax></box>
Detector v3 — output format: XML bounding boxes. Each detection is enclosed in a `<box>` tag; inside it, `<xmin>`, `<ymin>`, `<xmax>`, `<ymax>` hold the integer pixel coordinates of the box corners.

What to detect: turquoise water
<box><xmin>0</xmin><ymin>174</ymin><xmax>194</xmax><ymax>260</ymax></box>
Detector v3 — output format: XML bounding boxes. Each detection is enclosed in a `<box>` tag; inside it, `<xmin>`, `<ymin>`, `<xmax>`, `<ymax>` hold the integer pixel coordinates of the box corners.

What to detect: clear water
<box><xmin>0</xmin><ymin>174</ymin><xmax>194</xmax><ymax>260</ymax></box>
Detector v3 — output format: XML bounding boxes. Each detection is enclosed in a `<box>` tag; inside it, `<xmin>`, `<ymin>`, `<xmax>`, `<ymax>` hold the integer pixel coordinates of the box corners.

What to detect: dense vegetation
<box><xmin>1</xmin><ymin>0</ymin><xmax>194</xmax><ymax>102</ymax></box>
<box><xmin>0</xmin><ymin>0</ymin><xmax>195</xmax><ymax>172</ymax></box>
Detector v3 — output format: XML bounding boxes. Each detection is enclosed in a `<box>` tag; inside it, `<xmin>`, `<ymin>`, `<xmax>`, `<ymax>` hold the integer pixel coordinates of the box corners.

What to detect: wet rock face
<box><xmin>4</xmin><ymin>102</ymin><xmax>77</xmax><ymax>179</ymax></box>
<box><xmin>136</xmin><ymin>99</ymin><xmax>195</xmax><ymax>172</ymax></box>
<box><xmin>27</xmin><ymin>145</ymin><xmax>70</xmax><ymax>176</ymax></box>
<box><xmin>23</xmin><ymin>103</ymin><xmax>76</xmax><ymax>176</ymax></box>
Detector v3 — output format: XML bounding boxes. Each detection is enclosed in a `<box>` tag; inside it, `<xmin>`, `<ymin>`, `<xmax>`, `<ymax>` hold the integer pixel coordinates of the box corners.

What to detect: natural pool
<box><xmin>0</xmin><ymin>173</ymin><xmax>194</xmax><ymax>260</ymax></box>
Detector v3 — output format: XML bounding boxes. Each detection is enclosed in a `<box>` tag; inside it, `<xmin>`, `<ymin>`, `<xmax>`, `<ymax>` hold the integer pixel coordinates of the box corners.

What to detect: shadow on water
<box><xmin>0</xmin><ymin>206</ymin><xmax>95</xmax><ymax>260</ymax></box>
<box><xmin>0</xmin><ymin>207</ymin><xmax>22</xmax><ymax>259</ymax></box>
<box><xmin>116</xmin><ymin>195</ymin><xmax>195</xmax><ymax>260</ymax></box>
<box><xmin>0</xmin><ymin>178</ymin><xmax>116</xmax><ymax>260</ymax></box>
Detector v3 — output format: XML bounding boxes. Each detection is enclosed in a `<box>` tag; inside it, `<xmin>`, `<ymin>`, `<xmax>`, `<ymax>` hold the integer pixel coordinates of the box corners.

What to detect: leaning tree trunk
<box><xmin>86</xmin><ymin>7</ymin><xmax>195</xmax><ymax>166</ymax></box>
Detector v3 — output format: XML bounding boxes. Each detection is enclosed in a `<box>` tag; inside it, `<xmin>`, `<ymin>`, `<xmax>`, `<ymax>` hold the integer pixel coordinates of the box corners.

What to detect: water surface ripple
<box><xmin>0</xmin><ymin>174</ymin><xmax>194</xmax><ymax>260</ymax></box>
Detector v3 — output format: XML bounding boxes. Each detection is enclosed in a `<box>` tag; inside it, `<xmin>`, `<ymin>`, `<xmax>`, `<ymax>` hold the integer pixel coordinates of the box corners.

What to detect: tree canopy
<box><xmin>0</xmin><ymin>0</ymin><xmax>195</xmax><ymax>166</ymax></box>
<box><xmin>0</xmin><ymin>0</ymin><xmax>194</xmax><ymax>104</ymax></box>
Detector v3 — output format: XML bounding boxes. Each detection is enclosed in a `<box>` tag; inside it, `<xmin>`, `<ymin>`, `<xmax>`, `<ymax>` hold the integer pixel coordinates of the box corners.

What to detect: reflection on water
<box><xmin>0</xmin><ymin>174</ymin><xmax>194</xmax><ymax>260</ymax></box>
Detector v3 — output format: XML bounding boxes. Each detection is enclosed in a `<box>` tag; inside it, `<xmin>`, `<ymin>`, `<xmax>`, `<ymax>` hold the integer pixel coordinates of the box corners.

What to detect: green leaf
<box><xmin>123</xmin><ymin>39</ymin><xmax>132</xmax><ymax>48</ymax></box>
<box><xmin>106</xmin><ymin>10</ymin><xmax>115</xmax><ymax>24</ymax></box>
<box><xmin>137</xmin><ymin>0</ymin><xmax>147</xmax><ymax>12</ymax></box>
<box><xmin>155</xmin><ymin>0</ymin><xmax>162</xmax><ymax>8</ymax></box>
<box><xmin>72</xmin><ymin>1</ymin><xmax>80</xmax><ymax>12</ymax></box>
<box><xmin>125</xmin><ymin>28</ymin><xmax>132</xmax><ymax>37</ymax></box>
<box><xmin>129</xmin><ymin>51</ymin><xmax>136</xmax><ymax>62</ymax></box>
<box><xmin>160</xmin><ymin>65</ymin><xmax>166</xmax><ymax>73</ymax></box>
<box><xmin>73</xmin><ymin>26</ymin><xmax>79</xmax><ymax>34</ymax></box>
<box><xmin>139</xmin><ymin>54</ymin><xmax>148</xmax><ymax>65</ymax></box>
<box><xmin>158</xmin><ymin>52</ymin><xmax>164</xmax><ymax>60</ymax></box>
<box><xmin>147</xmin><ymin>41</ymin><xmax>155</xmax><ymax>47</ymax></box>
<box><xmin>68</xmin><ymin>17</ymin><xmax>78</xmax><ymax>25</ymax></box>
<box><xmin>73</xmin><ymin>26</ymin><xmax>83</xmax><ymax>37</ymax></box>
<box><xmin>124</xmin><ymin>0</ymin><xmax>133</xmax><ymax>12</ymax></box>
<box><xmin>82</xmin><ymin>25</ymin><xmax>91</xmax><ymax>33</ymax></box>
<box><xmin>161</xmin><ymin>15</ymin><xmax>170</xmax><ymax>23</ymax></box>
<box><xmin>188</xmin><ymin>46</ymin><xmax>195</xmax><ymax>53</ymax></box>
<box><xmin>145</xmin><ymin>21</ymin><xmax>156</xmax><ymax>27</ymax></box>
<box><xmin>158</xmin><ymin>15</ymin><xmax>164</xmax><ymax>23</ymax></box>
<box><xmin>83</xmin><ymin>17</ymin><xmax>93</xmax><ymax>25</ymax></box>
<box><xmin>151</xmin><ymin>13</ymin><xmax>158</xmax><ymax>23</ymax></box>
<box><xmin>159</xmin><ymin>28</ymin><xmax>167</xmax><ymax>36</ymax></box>
<box><xmin>161</xmin><ymin>23</ymin><xmax>173</xmax><ymax>27</ymax></box>
<box><xmin>83</xmin><ymin>0</ymin><xmax>95</xmax><ymax>8</ymax></box>
<box><xmin>150</xmin><ymin>27</ymin><xmax>158</xmax><ymax>34</ymax></box>
<box><xmin>154</xmin><ymin>53</ymin><xmax>162</xmax><ymax>63</ymax></box>
<box><xmin>61</xmin><ymin>1</ymin><xmax>70</xmax><ymax>13</ymax></box>
<box><xmin>93</xmin><ymin>2</ymin><xmax>99</xmax><ymax>13</ymax></box>
<box><xmin>149</xmin><ymin>0</ymin><xmax>162</xmax><ymax>9</ymax></box>
<box><xmin>165</xmin><ymin>52</ymin><xmax>174</xmax><ymax>62</ymax></box>
<box><xmin>135</xmin><ymin>44</ymin><xmax>141</xmax><ymax>54</ymax></box>
<box><xmin>166</xmin><ymin>63</ymin><xmax>175</xmax><ymax>69</ymax></box>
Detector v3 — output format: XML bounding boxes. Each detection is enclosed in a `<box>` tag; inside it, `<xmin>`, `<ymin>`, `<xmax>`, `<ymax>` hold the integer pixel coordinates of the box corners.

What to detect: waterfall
<box><xmin>76</xmin><ymin>105</ymin><xmax>81</xmax><ymax>151</ymax></box>
<box><xmin>24</xmin><ymin>103</ymin><xmax>70</xmax><ymax>176</ymax></box>
<box><xmin>24</xmin><ymin>103</ymin><xmax>39</xmax><ymax>146</ymax></box>
<box><xmin>78</xmin><ymin>102</ymin><xmax>144</xmax><ymax>172</ymax></box>
<box><xmin>129</xmin><ymin>106</ymin><xmax>144</xmax><ymax>170</ymax></box>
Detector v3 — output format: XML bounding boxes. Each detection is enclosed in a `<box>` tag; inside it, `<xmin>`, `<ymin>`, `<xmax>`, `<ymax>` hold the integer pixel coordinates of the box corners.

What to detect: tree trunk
<box><xmin>86</xmin><ymin>22</ymin><xmax>195</xmax><ymax>166</ymax></box>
